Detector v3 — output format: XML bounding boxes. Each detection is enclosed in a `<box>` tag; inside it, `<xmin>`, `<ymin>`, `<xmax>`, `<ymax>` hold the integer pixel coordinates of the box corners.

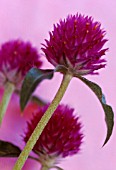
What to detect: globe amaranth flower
<box><xmin>0</xmin><ymin>39</ymin><xmax>42</xmax><ymax>88</ymax></box>
<box><xmin>42</xmin><ymin>13</ymin><xmax>108</xmax><ymax>76</ymax></box>
<box><xmin>24</xmin><ymin>104</ymin><xmax>83</xmax><ymax>169</ymax></box>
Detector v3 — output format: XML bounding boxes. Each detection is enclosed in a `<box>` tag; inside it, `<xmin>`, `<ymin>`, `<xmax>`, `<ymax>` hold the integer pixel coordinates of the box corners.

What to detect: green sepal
<box><xmin>20</xmin><ymin>68</ymin><xmax>54</xmax><ymax>111</ymax></box>
<box><xmin>77</xmin><ymin>76</ymin><xmax>114</xmax><ymax>146</ymax></box>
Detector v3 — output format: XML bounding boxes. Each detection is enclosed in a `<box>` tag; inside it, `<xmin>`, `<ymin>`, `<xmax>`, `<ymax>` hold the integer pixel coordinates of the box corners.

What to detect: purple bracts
<box><xmin>0</xmin><ymin>39</ymin><xmax>42</xmax><ymax>87</ymax></box>
<box><xmin>42</xmin><ymin>13</ymin><xmax>108</xmax><ymax>75</ymax></box>
<box><xmin>24</xmin><ymin>105</ymin><xmax>83</xmax><ymax>158</ymax></box>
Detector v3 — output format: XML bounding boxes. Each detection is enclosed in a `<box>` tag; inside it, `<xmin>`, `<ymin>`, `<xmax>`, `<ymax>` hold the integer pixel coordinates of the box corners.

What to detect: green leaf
<box><xmin>0</xmin><ymin>140</ymin><xmax>39</xmax><ymax>161</ymax></box>
<box><xmin>20</xmin><ymin>68</ymin><xmax>54</xmax><ymax>111</ymax></box>
<box><xmin>0</xmin><ymin>140</ymin><xmax>21</xmax><ymax>157</ymax></box>
<box><xmin>77</xmin><ymin>76</ymin><xmax>114</xmax><ymax>146</ymax></box>
<box><xmin>30</xmin><ymin>95</ymin><xmax>47</xmax><ymax>106</ymax></box>
<box><xmin>15</xmin><ymin>90</ymin><xmax>47</xmax><ymax>106</ymax></box>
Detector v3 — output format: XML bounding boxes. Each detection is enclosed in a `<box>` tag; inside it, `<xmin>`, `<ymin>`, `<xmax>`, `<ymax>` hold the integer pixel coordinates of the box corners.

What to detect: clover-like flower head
<box><xmin>0</xmin><ymin>39</ymin><xmax>42</xmax><ymax>88</ymax></box>
<box><xmin>42</xmin><ymin>13</ymin><xmax>108</xmax><ymax>76</ymax></box>
<box><xmin>24</xmin><ymin>104</ymin><xmax>83</xmax><ymax>168</ymax></box>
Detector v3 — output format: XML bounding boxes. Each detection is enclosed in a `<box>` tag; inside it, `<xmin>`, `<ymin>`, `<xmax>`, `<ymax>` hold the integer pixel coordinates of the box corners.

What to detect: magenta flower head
<box><xmin>24</xmin><ymin>104</ymin><xmax>83</xmax><ymax>169</ymax></box>
<box><xmin>0</xmin><ymin>39</ymin><xmax>42</xmax><ymax>88</ymax></box>
<box><xmin>42</xmin><ymin>13</ymin><xmax>108</xmax><ymax>76</ymax></box>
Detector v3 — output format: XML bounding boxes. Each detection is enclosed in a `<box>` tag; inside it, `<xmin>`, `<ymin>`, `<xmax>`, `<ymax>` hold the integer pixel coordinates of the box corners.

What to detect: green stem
<box><xmin>13</xmin><ymin>73</ymin><xmax>72</xmax><ymax>170</ymax></box>
<box><xmin>0</xmin><ymin>81</ymin><xmax>15</xmax><ymax>124</ymax></box>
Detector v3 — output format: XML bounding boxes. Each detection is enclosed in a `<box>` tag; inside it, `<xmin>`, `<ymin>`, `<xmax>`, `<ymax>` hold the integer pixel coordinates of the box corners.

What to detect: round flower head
<box><xmin>0</xmin><ymin>39</ymin><xmax>42</xmax><ymax>88</ymax></box>
<box><xmin>24</xmin><ymin>104</ymin><xmax>83</xmax><ymax>168</ymax></box>
<box><xmin>42</xmin><ymin>13</ymin><xmax>108</xmax><ymax>76</ymax></box>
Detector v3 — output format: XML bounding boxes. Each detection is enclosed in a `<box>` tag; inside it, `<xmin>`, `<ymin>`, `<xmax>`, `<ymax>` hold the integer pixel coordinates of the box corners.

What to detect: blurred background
<box><xmin>0</xmin><ymin>0</ymin><xmax>116</xmax><ymax>169</ymax></box>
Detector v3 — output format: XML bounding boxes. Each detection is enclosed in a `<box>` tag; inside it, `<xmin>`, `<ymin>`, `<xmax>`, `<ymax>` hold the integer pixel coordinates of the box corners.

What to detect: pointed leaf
<box><xmin>31</xmin><ymin>95</ymin><xmax>47</xmax><ymax>106</ymax></box>
<box><xmin>0</xmin><ymin>140</ymin><xmax>39</xmax><ymax>161</ymax></box>
<box><xmin>20</xmin><ymin>68</ymin><xmax>54</xmax><ymax>111</ymax></box>
<box><xmin>77</xmin><ymin>76</ymin><xmax>114</xmax><ymax>146</ymax></box>
<box><xmin>15</xmin><ymin>89</ymin><xmax>47</xmax><ymax>106</ymax></box>
<box><xmin>0</xmin><ymin>140</ymin><xmax>21</xmax><ymax>157</ymax></box>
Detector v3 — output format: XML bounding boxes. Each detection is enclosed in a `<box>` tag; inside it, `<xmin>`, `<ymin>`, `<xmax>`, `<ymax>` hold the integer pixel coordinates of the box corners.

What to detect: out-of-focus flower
<box><xmin>0</xmin><ymin>39</ymin><xmax>42</xmax><ymax>89</ymax></box>
<box><xmin>0</xmin><ymin>90</ymin><xmax>40</xmax><ymax>170</ymax></box>
<box><xmin>24</xmin><ymin>104</ymin><xmax>83</xmax><ymax>169</ymax></box>
<box><xmin>42</xmin><ymin>13</ymin><xmax>108</xmax><ymax>76</ymax></box>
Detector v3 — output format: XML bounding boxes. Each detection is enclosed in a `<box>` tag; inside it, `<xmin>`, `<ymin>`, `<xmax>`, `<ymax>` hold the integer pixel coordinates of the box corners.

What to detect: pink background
<box><xmin>0</xmin><ymin>0</ymin><xmax>116</xmax><ymax>170</ymax></box>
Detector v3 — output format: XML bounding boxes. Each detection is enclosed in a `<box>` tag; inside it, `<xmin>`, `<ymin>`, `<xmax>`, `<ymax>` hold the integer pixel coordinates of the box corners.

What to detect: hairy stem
<box><xmin>0</xmin><ymin>81</ymin><xmax>15</xmax><ymax>124</ymax></box>
<box><xmin>13</xmin><ymin>73</ymin><xmax>72</xmax><ymax>170</ymax></box>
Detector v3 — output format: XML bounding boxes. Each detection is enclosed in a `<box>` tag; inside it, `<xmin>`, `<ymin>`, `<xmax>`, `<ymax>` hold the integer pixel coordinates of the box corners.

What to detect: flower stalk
<box><xmin>13</xmin><ymin>73</ymin><xmax>72</xmax><ymax>170</ymax></box>
<box><xmin>0</xmin><ymin>81</ymin><xmax>15</xmax><ymax>124</ymax></box>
